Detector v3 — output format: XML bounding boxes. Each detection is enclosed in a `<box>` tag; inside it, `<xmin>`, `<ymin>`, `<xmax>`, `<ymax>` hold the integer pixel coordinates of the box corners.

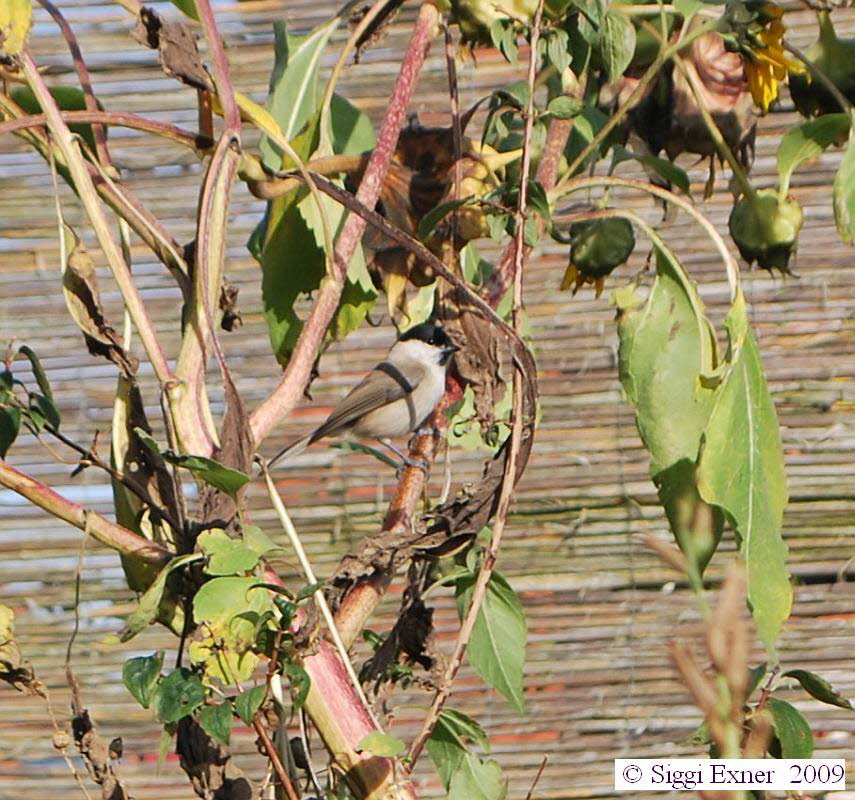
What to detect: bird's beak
<box><xmin>440</xmin><ymin>344</ymin><xmax>459</xmax><ymax>366</ymax></box>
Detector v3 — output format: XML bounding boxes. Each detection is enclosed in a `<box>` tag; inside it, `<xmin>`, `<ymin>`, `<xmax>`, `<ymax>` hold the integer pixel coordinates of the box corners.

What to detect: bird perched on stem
<box><xmin>267</xmin><ymin>323</ymin><xmax>459</xmax><ymax>469</ymax></box>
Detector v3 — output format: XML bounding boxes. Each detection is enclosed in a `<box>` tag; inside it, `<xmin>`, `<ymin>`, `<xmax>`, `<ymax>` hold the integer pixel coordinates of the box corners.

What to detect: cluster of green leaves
<box><xmin>246</xmin><ymin>19</ymin><xmax>378</xmax><ymax>366</ymax></box>
<box><xmin>426</xmin><ymin>710</ymin><xmax>506</xmax><ymax>800</ymax></box>
<box><xmin>617</xmin><ymin>242</ymin><xmax>790</xmax><ymax>652</ymax></box>
<box><xmin>0</xmin><ymin>345</ymin><xmax>62</xmax><ymax>458</ymax></box>
<box><xmin>691</xmin><ymin>662</ymin><xmax>853</xmax><ymax>759</ymax></box>
<box><xmin>121</xmin><ymin>525</ymin><xmax>311</xmax><ymax>746</ymax></box>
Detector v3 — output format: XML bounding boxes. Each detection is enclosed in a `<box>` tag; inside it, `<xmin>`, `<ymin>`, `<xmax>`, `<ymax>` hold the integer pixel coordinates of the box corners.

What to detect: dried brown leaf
<box><xmin>62</xmin><ymin>225</ymin><xmax>139</xmax><ymax>378</ymax></box>
<box><xmin>133</xmin><ymin>7</ymin><xmax>210</xmax><ymax>91</ymax></box>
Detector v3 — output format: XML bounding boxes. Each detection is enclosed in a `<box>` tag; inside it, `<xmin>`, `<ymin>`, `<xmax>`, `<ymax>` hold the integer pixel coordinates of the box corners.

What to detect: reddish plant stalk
<box><xmin>249</xmin><ymin>2</ymin><xmax>441</xmax><ymax>446</ymax></box>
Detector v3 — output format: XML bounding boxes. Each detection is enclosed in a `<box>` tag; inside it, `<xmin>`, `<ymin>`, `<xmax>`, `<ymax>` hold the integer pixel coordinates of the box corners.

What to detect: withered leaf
<box><xmin>133</xmin><ymin>6</ymin><xmax>210</xmax><ymax>91</ymax></box>
<box><xmin>61</xmin><ymin>225</ymin><xmax>139</xmax><ymax>378</ymax></box>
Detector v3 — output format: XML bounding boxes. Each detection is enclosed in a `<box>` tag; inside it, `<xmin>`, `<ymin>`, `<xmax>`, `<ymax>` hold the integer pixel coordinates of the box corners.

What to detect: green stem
<box><xmin>552</xmin><ymin>174</ymin><xmax>741</xmax><ymax>300</ymax></box>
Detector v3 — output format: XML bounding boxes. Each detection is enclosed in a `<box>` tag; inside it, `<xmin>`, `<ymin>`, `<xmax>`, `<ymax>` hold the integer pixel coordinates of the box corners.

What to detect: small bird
<box><xmin>268</xmin><ymin>323</ymin><xmax>459</xmax><ymax>468</ymax></box>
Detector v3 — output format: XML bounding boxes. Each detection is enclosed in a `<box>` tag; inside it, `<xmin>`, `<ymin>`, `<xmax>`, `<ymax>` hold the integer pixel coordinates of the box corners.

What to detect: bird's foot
<box><xmin>396</xmin><ymin>455</ymin><xmax>430</xmax><ymax>478</ymax></box>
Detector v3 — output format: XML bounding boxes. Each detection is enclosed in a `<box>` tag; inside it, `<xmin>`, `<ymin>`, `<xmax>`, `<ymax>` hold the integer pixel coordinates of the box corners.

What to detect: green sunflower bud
<box><xmin>562</xmin><ymin>217</ymin><xmax>636</xmax><ymax>296</ymax></box>
<box><xmin>788</xmin><ymin>11</ymin><xmax>855</xmax><ymax>118</ymax></box>
<box><xmin>728</xmin><ymin>188</ymin><xmax>803</xmax><ymax>273</ymax></box>
<box><xmin>570</xmin><ymin>217</ymin><xmax>636</xmax><ymax>278</ymax></box>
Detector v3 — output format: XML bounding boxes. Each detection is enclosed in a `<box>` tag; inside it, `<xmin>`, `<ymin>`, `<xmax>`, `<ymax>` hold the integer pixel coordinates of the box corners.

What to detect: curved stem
<box><xmin>35</xmin><ymin>0</ymin><xmax>111</xmax><ymax>166</ymax></box>
<box><xmin>320</xmin><ymin>0</ymin><xmax>392</xmax><ymax>120</ymax></box>
<box><xmin>555</xmin><ymin>175</ymin><xmax>741</xmax><ymax>300</ymax></box>
<box><xmin>0</xmin><ymin>109</ymin><xmax>205</xmax><ymax>149</ymax></box>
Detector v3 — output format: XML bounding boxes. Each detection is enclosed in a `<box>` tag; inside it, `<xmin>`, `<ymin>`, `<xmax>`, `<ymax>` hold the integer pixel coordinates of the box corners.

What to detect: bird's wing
<box><xmin>309</xmin><ymin>361</ymin><xmax>425</xmax><ymax>443</ymax></box>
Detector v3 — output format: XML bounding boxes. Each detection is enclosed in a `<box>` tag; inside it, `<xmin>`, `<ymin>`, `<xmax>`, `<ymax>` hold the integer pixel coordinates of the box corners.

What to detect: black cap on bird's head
<box><xmin>399</xmin><ymin>323</ymin><xmax>460</xmax><ymax>363</ymax></box>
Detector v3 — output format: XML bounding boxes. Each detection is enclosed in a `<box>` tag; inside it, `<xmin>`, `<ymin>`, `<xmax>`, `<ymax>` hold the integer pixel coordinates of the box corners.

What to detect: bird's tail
<box><xmin>266</xmin><ymin>435</ymin><xmax>311</xmax><ymax>469</ymax></box>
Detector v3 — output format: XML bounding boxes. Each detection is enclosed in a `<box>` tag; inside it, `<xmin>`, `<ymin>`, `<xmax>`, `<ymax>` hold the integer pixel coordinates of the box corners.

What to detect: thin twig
<box><xmin>0</xmin><ymin>109</ymin><xmax>206</xmax><ymax>149</ymax></box>
<box><xmin>406</xmin><ymin>0</ymin><xmax>544</xmax><ymax>766</ymax></box>
<box><xmin>65</xmin><ymin>513</ymin><xmax>91</xmax><ymax>668</ymax></box>
<box><xmin>253</xmin><ymin>716</ymin><xmax>300</xmax><ymax>800</ymax></box>
<box><xmin>444</xmin><ymin>23</ymin><xmax>463</xmax><ymax>250</ymax></box>
<box><xmin>35</xmin><ymin>0</ymin><xmax>111</xmax><ymax>166</ymax></box>
<box><xmin>259</xmin><ymin>463</ymin><xmax>381</xmax><ymax>727</ymax></box>
<box><xmin>525</xmin><ymin>755</ymin><xmax>549</xmax><ymax>800</ymax></box>
<box><xmin>38</xmin><ymin>421</ymin><xmax>182</xmax><ymax>533</ymax></box>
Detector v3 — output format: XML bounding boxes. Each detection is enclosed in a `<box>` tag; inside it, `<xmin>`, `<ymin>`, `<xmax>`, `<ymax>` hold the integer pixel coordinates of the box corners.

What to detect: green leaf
<box><xmin>0</xmin><ymin>406</ymin><xmax>21</xmax><ymax>457</ymax></box>
<box><xmin>490</xmin><ymin>19</ymin><xmax>519</xmax><ymax>66</ymax></box>
<box><xmin>613</xmin><ymin>146</ymin><xmax>691</xmax><ymax>195</ymax></box>
<box><xmin>169</xmin><ymin>0</ymin><xmax>198</xmax><ymax>20</ymax></box>
<box><xmin>618</xmin><ymin>247</ymin><xmax>717</xmax><ymax>476</ymax></box>
<box><xmin>747</xmin><ymin>662</ymin><xmax>768</xmax><ymax>698</ymax></box>
<box><xmin>674</xmin><ymin>0</ymin><xmax>702</xmax><ymax>17</ymax></box>
<box><xmin>294</xmin><ymin>580</ymin><xmax>324</xmax><ymax>601</ymax></box>
<box><xmin>448</xmin><ymin>754</ymin><xmax>506</xmax><ymax>800</ymax></box>
<box><xmin>418</xmin><ymin>199</ymin><xmax>471</xmax><ymax>241</ymax></box>
<box><xmin>199</xmin><ymin>702</ymin><xmax>233</xmax><ymax>746</ymax></box>
<box><xmin>697</xmin><ymin>290</ymin><xmax>791</xmax><ymax>652</ymax></box>
<box><xmin>564</xmin><ymin>107</ymin><xmax>617</xmax><ymax>173</ymax></box>
<box><xmin>599</xmin><ymin>9</ymin><xmax>636</xmax><ymax>84</ymax></box>
<box><xmin>782</xmin><ymin>669</ymin><xmax>853</xmax><ymax>710</ymax></box>
<box><xmin>455</xmin><ymin>571</ymin><xmax>526</xmax><ymax>713</ymax></box>
<box><xmin>573</xmin><ymin>0</ymin><xmax>604</xmax><ymax>43</ymax></box>
<box><xmin>617</xmin><ymin>245</ymin><xmax>723</xmax><ymax>574</ymax></box>
<box><xmin>120</xmin><ymin>554</ymin><xmax>202</xmax><ymax>642</ymax></box>
<box><xmin>357</xmin><ymin>732</ymin><xmax>406</xmax><ymax>758</ymax></box>
<box><xmin>259</xmin><ymin>18</ymin><xmax>339</xmax><ymax>169</ymax></box>
<box><xmin>122</xmin><ymin>651</ymin><xmax>164</xmax><ymax>709</ymax></box>
<box><xmin>546</xmin><ymin>28</ymin><xmax>571</xmax><ymax>73</ymax></box>
<box><xmin>162</xmin><ymin>453</ymin><xmax>250</xmax><ymax>498</ymax></box>
<box><xmin>767</xmin><ymin>697</ymin><xmax>813</xmax><ymax>758</ymax></box>
<box><xmin>833</xmin><ymin>120</ymin><xmax>855</xmax><ymax>244</ymax></box>
<box><xmin>256</xmin><ymin>193</ymin><xmax>326</xmax><ymax>365</ymax></box>
<box><xmin>545</xmin><ymin>95</ymin><xmax>584</xmax><ymax>120</ymax></box>
<box><xmin>17</xmin><ymin>345</ymin><xmax>53</xmax><ymax>401</ymax></box>
<box><xmin>427</xmin><ymin>709</ymin><xmax>490</xmax><ymax>789</ymax></box>
<box><xmin>198</xmin><ymin>529</ymin><xmax>261</xmax><ymax>576</ymax></box>
<box><xmin>777</xmin><ymin>113</ymin><xmax>850</xmax><ymax>196</ymax></box>
<box><xmin>242</xmin><ymin>525</ymin><xmax>281</xmax><ymax>556</ymax></box>
<box><xmin>10</xmin><ymin>86</ymin><xmax>104</xmax><ymax>155</ymax></box>
<box><xmin>156</xmin><ymin>668</ymin><xmax>204</xmax><ymax>724</ymax></box>
<box><xmin>297</xmin><ymin>187</ymin><xmax>377</xmax><ymax>345</ymax></box>
<box><xmin>494</xmin><ymin>80</ymin><xmax>530</xmax><ymax>111</ymax></box>
<box><xmin>193</xmin><ymin>576</ymin><xmax>274</xmax><ymax>651</ymax></box>
<box><xmin>328</xmin><ymin>93</ymin><xmax>375</xmax><ymax>155</ymax></box>
<box><xmin>234</xmin><ymin>684</ymin><xmax>266</xmax><ymax>725</ymax></box>
<box><xmin>29</xmin><ymin>393</ymin><xmax>60</xmax><ymax>432</ymax></box>
<box><xmin>283</xmin><ymin>663</ymin><xmax>311</xmax><ymax>709</ymax></box>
